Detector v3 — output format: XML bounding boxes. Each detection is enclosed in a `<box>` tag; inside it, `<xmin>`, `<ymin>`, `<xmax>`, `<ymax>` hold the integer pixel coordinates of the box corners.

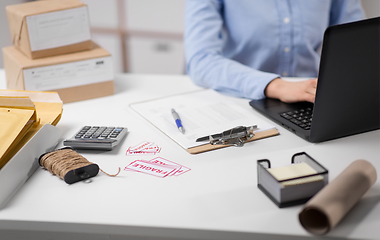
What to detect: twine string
<box><xmin>40</xmin><ymin>148</ymin><xmax>120</xmax><ymax>181</ymax></box>
<box><xmin>100</xmin><ymin>167</ymin><xmax>121</xmax><ymax>177</ymax></box>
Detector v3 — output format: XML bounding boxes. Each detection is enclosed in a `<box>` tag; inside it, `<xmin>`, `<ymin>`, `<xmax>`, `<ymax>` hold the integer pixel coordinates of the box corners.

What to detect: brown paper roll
<box><xmin>299</xmin><ymin>159</ymin><xmax>377</xmax><ymax>235</ymax></box>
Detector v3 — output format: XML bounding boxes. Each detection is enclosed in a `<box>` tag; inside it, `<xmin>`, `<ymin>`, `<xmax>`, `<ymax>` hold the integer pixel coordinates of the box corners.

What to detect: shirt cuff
<box><xmin>243</xmin><ymin>73</ymin><xmax>280</xmax><ymax>100</ymax></box>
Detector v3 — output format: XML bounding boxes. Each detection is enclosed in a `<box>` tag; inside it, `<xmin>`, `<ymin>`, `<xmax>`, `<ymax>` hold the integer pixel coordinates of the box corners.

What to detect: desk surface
<box><xmin>0</xmin><ymin>70</ymin><xmax>379</xmax><ymax>240</ymax></box>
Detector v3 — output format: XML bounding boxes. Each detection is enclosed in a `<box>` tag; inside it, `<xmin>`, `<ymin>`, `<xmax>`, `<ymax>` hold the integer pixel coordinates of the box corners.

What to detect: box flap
<box><xmin>3</xmin><ymin>42</ymin><xmax>110</xmax><ymax>70</ymax></box>
<box><xmin>6</xmin><ymin>0</ymin><xmax>86</xmax><ymax>18</ymax></box>
<box><xmin>0</xmin><ymin>89</ymin><xmax>63</xmax><ymax>126</ymax></box>
<box><xmin>0</xmin><ymin>96</ymin><xmax>35</xmax><ymax>110</ymax></box>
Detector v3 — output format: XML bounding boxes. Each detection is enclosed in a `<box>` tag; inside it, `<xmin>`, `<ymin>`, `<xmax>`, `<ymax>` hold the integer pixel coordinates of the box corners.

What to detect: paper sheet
<box><xmin>130</xmin><ymin>89</ymin><xmax>275</xmax><ymax>149</ymax></box>
<box><xmin>23</xmin><ymin>56</ymin><xmax>113</xmax><ymax>91</ymax></box>
<box><xmin>268</xmin><ymin>162</ymin><xmax>317</xmax><ymax>181</ymax></box>
<box><xmin>26</xmin><ymin>6</ymin><xmax>91</xmax><ymax>51</ymax></box>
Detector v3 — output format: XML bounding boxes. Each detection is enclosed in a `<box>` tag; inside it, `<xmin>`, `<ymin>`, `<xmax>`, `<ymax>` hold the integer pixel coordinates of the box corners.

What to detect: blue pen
<box><xmin>171</xmin><ymin>108</ymin><xmax>185</xmax><ymax>134</ymax></box>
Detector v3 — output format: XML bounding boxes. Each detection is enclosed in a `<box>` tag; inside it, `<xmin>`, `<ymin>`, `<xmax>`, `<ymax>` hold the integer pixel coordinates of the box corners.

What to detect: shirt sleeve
<box><xmin>184</xmin><ymin>0</ymin><xmax>280</xmax><ymax>100</ymax></box>
<box><xmin>329</xmin><ymin>0</ymin><xmax>365</xmax><ymax>26</ymax></box>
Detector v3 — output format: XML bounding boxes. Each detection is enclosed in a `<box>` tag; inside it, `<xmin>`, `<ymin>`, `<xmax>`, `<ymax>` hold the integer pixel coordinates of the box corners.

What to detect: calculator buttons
<box><xmin>64</xmin><ymin>126</ymin><xmax>128</xmax><ymax>150</ymax></box>
<box><xmin>75</xmin><ymin>126</ymin><xmax>123</xmax><ymax>139</ymax></box>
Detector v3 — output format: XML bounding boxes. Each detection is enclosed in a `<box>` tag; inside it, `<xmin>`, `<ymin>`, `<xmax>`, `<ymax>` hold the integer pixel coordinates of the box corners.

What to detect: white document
<box><xmin>26</xmin><ymin>6</ymin><xmax>91</xmax><ymax>51</ymax></box>
<box><xmin>130</xmin><ymin>90</ymin><xmax>276</xmax><ymax>149</ymax></box>
<box><xmin>23</xmin><ymin>56</ymin><xmax>113</xmax><ymax>91</ymax></box>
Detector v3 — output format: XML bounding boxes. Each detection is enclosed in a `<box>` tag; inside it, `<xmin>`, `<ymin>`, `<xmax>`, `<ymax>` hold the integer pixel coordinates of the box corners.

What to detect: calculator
<box><xmin>63</xmin><ymin>126</ymin><xmax>128</xmax><ymax>150</ymax></box>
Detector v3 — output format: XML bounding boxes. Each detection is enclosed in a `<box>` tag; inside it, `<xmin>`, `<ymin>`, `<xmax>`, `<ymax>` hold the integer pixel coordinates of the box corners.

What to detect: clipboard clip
<box><xmin>196</xmin><ymin>125</ymin><xmax>257</xmax><ymax>147</ymax></box>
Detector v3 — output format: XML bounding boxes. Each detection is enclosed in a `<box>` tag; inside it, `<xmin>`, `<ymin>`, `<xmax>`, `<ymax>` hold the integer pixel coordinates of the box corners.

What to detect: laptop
<box><xmin>249</xmin><ymin>17</ymin><xmax>380</xmax><ymax>143</ymax></box>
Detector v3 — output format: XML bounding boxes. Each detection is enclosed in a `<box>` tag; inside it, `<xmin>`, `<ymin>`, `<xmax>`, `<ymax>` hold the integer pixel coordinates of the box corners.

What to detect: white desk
<box><xmin>0</xmin><ymin>70</ymin><xmax>379</xmax><ymax>240</ymax></box>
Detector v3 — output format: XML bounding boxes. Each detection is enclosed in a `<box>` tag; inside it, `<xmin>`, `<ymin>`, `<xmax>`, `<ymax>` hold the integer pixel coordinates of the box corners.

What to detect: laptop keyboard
<box><xmin>280</xmin><ymin>107</ymin><xmax>313</xmax><ymax>130</ymax></box>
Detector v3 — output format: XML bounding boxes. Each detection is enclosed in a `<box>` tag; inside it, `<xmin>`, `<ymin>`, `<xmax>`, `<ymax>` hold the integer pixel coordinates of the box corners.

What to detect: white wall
<box><xmin>361</xmin><ymin>0</ymin><xmax>380</xmax><ymax>18</ymax></box>
<box><xmin>80</xmin><ymin>0</ymin><xmax>186</xmax><ymax>75</ymax></box>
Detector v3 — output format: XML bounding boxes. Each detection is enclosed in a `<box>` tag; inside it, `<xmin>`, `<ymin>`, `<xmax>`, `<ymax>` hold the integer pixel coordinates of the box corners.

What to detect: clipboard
<box><xmin>130</xmin><ymin>89</ymin><xmax>280</xmax><ymax>154</ymax></box>
<box><xmin>187</xmin><ymin>128</ymin><xmax>279</xmax><ymax>154</ymax></box>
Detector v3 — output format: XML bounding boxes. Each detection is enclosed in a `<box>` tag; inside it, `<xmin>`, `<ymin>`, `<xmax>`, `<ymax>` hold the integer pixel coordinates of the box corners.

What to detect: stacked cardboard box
<box><xmin>2</xmin><ymin>0</ymin><xmax>114</xmax><ymax>103</ymax></box>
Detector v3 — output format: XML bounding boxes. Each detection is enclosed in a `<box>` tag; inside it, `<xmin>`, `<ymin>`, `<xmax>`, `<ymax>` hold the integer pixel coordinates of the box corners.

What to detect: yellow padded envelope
<box><xmin>0</xmin><ymin>89</ymin><xmax>63</xmax><ymax>169</ymax></box>
<box><xmin>0</xmin><ymin>107</ymin><xmax>36</xmax><ymax>169</ymax></box>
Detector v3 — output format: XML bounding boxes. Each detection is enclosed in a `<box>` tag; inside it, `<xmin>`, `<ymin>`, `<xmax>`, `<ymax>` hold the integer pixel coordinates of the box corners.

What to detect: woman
<box><xmin>184</xmin><ymin>0</ymin><xmax>365</xmax><ymax>103</ymax></box>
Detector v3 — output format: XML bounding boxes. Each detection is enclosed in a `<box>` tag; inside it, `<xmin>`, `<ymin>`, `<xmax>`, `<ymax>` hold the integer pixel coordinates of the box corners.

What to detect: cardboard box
<box><xmin>3</xmin><ymin>41</ymin><xmax>114</xmax><ymax>103</ymax></box>
<box><xmin>6</xmin><ymin>0</ymin><xmax>92</xmax><ymax>59</ymax></box>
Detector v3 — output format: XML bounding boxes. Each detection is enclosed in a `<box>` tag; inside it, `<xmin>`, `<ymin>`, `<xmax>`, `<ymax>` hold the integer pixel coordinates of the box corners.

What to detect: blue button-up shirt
<box><xmin>184</xmin><ymin>0</ymin><xmax>365</xmax><ymax>99</ymax></box>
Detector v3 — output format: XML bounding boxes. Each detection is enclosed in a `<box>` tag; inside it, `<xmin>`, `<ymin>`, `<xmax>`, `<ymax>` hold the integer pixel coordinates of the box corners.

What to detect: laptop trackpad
<box><xmin>262</xmin><ymin>98</ymin><xmax>284</xmax><ymax>108</ymax></box>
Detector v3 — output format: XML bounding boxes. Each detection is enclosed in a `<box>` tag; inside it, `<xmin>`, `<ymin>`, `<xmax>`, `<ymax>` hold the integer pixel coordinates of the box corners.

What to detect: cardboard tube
<box><xmin>299</xmin><ymin>160</ymin><xmax>377</xmax><ymax>235</ymax></box>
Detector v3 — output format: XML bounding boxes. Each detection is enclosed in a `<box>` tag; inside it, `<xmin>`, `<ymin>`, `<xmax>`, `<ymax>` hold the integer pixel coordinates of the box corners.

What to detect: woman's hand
<box><xmin>264</xmin><ymin>78</ymin><xmax>318</xmax><ymax>103</ymax></box>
